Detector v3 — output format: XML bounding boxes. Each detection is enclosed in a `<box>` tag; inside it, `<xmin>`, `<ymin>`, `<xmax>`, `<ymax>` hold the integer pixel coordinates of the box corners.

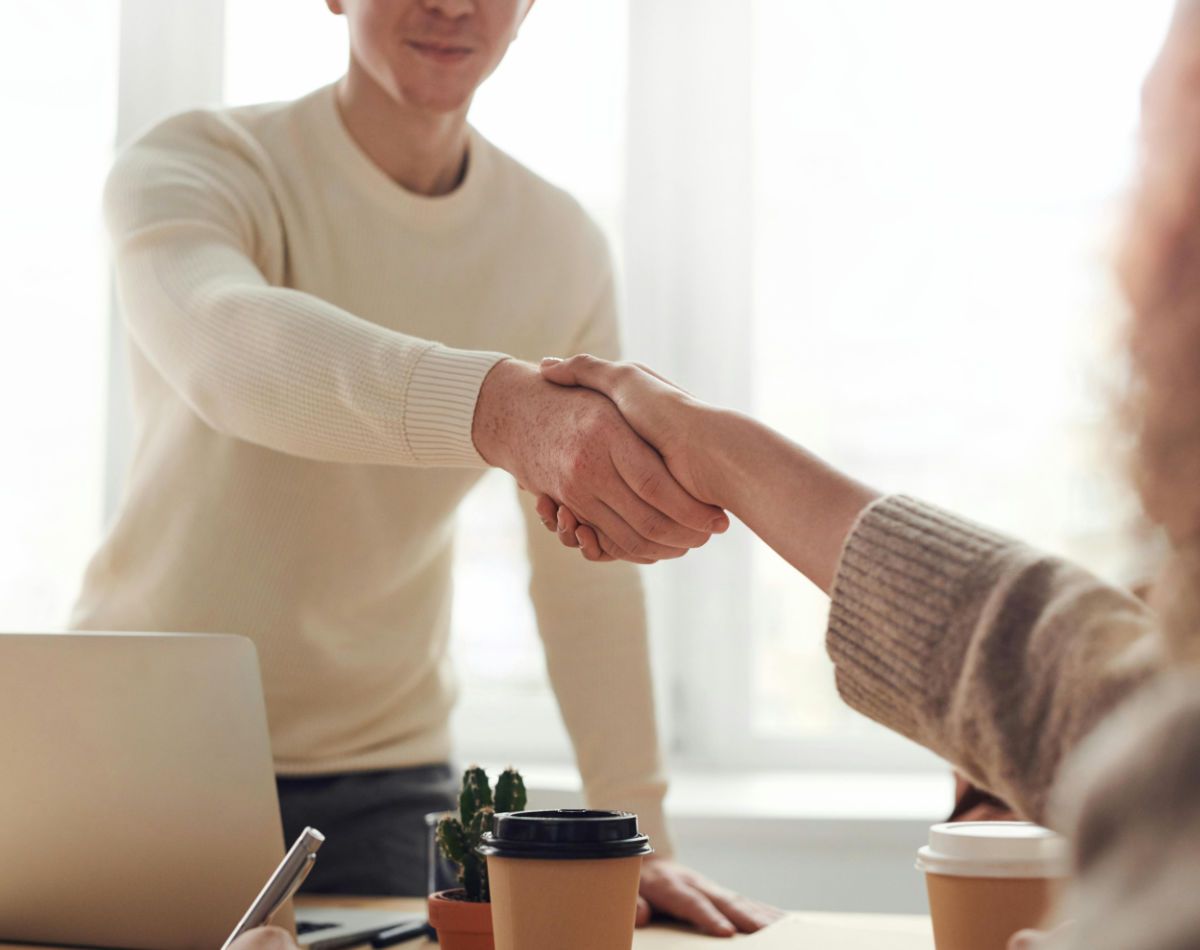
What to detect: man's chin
<box><xmin>394</xmin><ymin>74</ymin><xmax>478</xmax><ymax>116</ymax></box>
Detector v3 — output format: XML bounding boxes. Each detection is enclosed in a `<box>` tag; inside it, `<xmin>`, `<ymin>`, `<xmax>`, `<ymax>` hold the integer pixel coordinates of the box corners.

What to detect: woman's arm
<box><xmin>537</xmin><ymin>355</ymin><xmax>878</xmax><ymax>590</ymax></box>
<box><xmin>537</xmin><ymin>356</ymin><xmax>1162</xmax><ymax>823</ymax></box>
<box><xmin>105</xmin><ymin>115</ymin><xmax>724</xmax><ymax>554</ymax></box>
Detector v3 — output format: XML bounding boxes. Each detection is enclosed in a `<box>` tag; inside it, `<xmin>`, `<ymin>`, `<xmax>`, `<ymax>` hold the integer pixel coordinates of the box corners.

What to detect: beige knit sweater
<box><xmin>72</xmin><ymin>84</ymin><xmax>671</xmax><ymax>850</ymax></box>
<box><xmin>829</xmin><ymin>495</ymin><xmax>1199</xmax><ymax>949</ymax></box>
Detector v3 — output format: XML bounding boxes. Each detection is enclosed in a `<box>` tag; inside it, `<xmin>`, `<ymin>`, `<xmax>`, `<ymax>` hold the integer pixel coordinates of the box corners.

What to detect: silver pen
<box><xmin>221</xmin><ymin>826</ymin><xmax>325</xmax><ymax>949</ymax></box>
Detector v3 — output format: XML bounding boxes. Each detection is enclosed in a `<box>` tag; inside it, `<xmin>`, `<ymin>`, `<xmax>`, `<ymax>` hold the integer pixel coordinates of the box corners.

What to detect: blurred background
<box><xmin>0</xmin><ymin>0</ymin><xmax>1177</xmax><ymax>913</ymax></box>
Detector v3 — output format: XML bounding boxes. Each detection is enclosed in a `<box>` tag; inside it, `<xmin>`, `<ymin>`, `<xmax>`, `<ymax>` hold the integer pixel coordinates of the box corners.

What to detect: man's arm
<box><xmin>106</xmin><ymin>115</ymin><xmax>724</xmax><ymax>553</ymax></box>
<box><xmin>106</xmin><ymin>118</ymin><xmax>506</xmax><ymax>468</ymax></box>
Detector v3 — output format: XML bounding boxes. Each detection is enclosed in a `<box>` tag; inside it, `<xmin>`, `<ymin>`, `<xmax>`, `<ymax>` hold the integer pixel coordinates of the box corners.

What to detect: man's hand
<box><xmin>473</xmin><ymin>359</ymin><xmax>727</xmax><ymax>562</ymax></box>
<box><xmin>532</xmin><ymin>355</ymin><xmax>727</xmax><ymax>562</ymax></box>
<box><xmin>637</xmin><ymin>856</ymin><xmax>784</xmax><ymax>937</ymax></box>
<box><xmin>539</xmin><ymin>356</ymin><xmax>719</xmax><ymax>504</ymax></box>
<box><xmin>228</xmin><ymin>927</ymin><xmax>300</xmax><ymax>950</ymax></box>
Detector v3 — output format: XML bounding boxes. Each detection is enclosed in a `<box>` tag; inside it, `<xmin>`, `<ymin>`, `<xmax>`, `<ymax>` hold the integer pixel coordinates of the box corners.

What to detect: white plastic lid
<box><xmin>915</xmin><ymin>822</ymin><xmax>1070</xmax><ymax>879</ymax></box>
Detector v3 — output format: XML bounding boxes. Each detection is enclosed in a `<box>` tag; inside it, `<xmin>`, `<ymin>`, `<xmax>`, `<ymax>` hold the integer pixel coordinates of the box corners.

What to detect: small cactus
<box><xmin>436</xmin><ymin>766</ymin><xmax>526</xmax><ymax>902</ymax></box>
<box><xmin>494</xmin><ymin>768</ymin><xmax>527</xmax><ymax>813</ymax></box>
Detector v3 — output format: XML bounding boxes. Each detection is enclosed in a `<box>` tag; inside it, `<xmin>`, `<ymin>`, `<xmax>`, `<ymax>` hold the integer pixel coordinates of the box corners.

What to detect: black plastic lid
<box><xmin>477</xmin><ymin>809</ymin><xmax>653</xmax><ymax>861</ymax></box>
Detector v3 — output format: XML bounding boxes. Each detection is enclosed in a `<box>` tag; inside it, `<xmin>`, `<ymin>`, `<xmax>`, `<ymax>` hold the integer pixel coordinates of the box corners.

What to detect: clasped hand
<box><xmin>473</xmin><ymin>358</ymin><xmax>727</xmax><ymax>563</ymax></box>
<box><xmin>511</xmin><ymin>355</ymin><xmax>715</xmax><ymax>563</ymax></box>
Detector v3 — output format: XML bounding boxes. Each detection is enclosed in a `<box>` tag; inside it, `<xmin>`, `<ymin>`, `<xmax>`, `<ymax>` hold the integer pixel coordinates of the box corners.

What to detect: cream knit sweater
<box><xmin>72</xmin><ymin>84</ymin><xmax>670</xmax><ymax>849</ymax></box>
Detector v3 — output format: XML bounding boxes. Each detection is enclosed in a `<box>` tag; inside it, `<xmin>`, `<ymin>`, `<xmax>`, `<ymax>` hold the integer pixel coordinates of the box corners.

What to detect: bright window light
<box><xmin>748</xmin><ymin>0</ymin><xmax>1176</xmax><ymax>738</ymax></box>
<box><xmin>0</xmin><ymin>3</ymin><xmax>117</xmax><ymax>629</ymax></box>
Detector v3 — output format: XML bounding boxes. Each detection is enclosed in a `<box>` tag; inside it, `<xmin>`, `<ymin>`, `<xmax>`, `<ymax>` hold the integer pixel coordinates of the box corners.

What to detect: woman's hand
<box><xmin>228</xmin><ymin>926</ymin><xmax>301</xmax><ymax>949</ymax></box>
<box><xmin>536</xmin><ymin>353</ymin><xmax>879</xmax><ymax>588</ymax></box>
<box><xmin>541</xmin><ymin>356</ymin><xmax>719</xmax><ymax>498</ymax></box>
<box><xmin>536</xmin><ymin>356</ymin><xmax>726</xmax><ymax>561</ymax></box>
<box><xmin>475</xmin><ymin>358</ymin><xmax>728</xmax><ymax>563</ymax></box>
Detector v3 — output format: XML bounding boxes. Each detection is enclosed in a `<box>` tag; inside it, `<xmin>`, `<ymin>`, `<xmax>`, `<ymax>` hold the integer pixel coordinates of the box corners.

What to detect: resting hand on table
<box><xmin>474</xmin><ymin>358</ymin><xmax>727</xmax><ymax>564</ymax></box>
<box><xmin>534</xmin><ymin>356</ymin><xmax>723</xmax><ymax>562</ymax></box>
<box><xmin>637</xmin><ymin>855</ymin><xmax>785</xmax><ymax>937</ymax></box>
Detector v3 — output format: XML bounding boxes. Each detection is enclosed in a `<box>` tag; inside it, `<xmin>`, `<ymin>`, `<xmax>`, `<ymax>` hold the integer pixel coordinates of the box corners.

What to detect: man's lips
<box><xmin>406</xmin><ymin>39</ymin><xmax>475</xmax><ymax>64</ymax></box>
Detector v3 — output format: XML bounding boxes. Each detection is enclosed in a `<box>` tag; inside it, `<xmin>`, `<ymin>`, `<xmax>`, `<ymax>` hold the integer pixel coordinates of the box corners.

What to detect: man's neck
<box><xmin>335</xmin><ymin>62</ymin><xmax>470</xmax><ymax>197</ymax></box>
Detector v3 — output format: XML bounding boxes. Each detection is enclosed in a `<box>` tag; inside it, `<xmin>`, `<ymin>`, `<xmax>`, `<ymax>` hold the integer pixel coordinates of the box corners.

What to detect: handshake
<box><xmin>472</xmin><ymin>355</ymin><xmax>735</xmax><ymax>565</ymax></box>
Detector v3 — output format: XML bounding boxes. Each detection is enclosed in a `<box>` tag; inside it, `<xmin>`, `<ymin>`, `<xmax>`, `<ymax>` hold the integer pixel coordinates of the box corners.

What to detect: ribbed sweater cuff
<box><xmin>826</xmin><ymin>495</ymin><xmax>1008</xmax><ymax>743</ymax></box>
<box><xmin>403</xmin><ymin>345</ymin><xmax>510</xmax><ymax>467</ymax></box>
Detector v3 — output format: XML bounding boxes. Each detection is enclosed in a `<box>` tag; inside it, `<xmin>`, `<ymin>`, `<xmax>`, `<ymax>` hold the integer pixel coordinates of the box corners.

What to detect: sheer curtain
<box><xmin>625</xmin><ymin>0</ymin><xmax>1176</xmax><ymax>768</ymax></box>
<box><xmin>0</xmin><ymin>3</ymin><xmax>119</xmax><ymax>630</ymax></box>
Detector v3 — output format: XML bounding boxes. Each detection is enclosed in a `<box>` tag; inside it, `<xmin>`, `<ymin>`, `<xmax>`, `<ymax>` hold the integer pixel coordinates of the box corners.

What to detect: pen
<box><xmin>369</xmin><ymin>919</ymin><xmax>428</xmax><ymax>947</ymax></box>
<box><xmin>222</xmin><ymin>827</ymin><xmax>325</xmax><ymax>950</ymax></box>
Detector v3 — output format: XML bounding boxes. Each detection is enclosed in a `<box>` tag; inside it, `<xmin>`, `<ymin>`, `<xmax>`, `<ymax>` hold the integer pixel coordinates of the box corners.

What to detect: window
<box><xmin>617</xmin><ymin>1</ymin><xmax>1176</xmax><ymax>772</ymax></box>
<box><xmin>0</xmin><ymin>4</ymin><xmax>118</xmax><ymax>629</ymax></box>
<box><xmin>743</xmin><ymin>0</ymin><xmax>1176</xmax><ymax>758</ymax></box>
<box><xmin>94</xmin><ymin>1</ymin><xmax>1177</xmax><ymax>779</ymax></box>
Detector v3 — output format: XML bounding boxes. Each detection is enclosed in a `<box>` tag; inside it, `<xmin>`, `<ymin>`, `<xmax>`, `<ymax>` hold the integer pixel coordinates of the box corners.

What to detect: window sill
<box><xmin>499</xmin><ymin>765</ymin><xmax>954</xmax><ymax>912</ymax></box>
<box><xmin>519</xmin><ymin>765</ymin><xmax>954</xmax><ymax>827</ymax></box>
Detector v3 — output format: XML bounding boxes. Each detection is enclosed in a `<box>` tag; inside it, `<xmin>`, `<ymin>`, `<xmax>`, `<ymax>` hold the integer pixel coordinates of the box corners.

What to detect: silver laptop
<box><xmin>0</xmin><ymin>632</ymin><xmax>423</xmax><ymax>949</ymax></box>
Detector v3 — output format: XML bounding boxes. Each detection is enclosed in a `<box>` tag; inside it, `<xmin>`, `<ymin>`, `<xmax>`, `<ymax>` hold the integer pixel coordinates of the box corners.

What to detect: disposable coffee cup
<box><xmin>916</xmin><ymin>821</ymin><xmax>1070</xmax><ymax>950</ymax></box>
<box><xmin>479</xmin><ymin>809</ymin><xmax>652</xmax><ymax>950</ymax></box>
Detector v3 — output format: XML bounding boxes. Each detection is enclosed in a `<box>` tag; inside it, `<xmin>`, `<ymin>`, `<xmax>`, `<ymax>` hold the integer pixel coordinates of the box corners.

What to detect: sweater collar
<box><xmin>307</xmin><ymin>83</ymin><xmax>491</xmax><ymax>232</ymax></box>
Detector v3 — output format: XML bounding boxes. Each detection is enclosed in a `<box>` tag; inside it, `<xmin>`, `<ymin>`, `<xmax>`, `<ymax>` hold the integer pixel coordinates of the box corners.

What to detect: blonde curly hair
<box><xmin>1120</xmin><ymin>0</ymin><xmax>1200</xmax><ymax>659</ymax></box>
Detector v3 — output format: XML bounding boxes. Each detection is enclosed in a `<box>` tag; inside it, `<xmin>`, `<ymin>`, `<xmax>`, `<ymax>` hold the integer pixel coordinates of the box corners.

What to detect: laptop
<box><xmin>0</xmin><ymin>632</ymin><xmax>423</xmax><ymax>949</ymax></box>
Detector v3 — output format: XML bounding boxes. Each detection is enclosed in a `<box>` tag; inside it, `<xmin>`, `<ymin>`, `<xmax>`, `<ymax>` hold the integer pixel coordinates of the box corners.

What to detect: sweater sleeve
<box><xmin>104</xmin><ymin>113</ymin><xmax>508</xmax><ymax>467</ymax></box>
<box><xmin>520</xmin><ymin>264</ymin><xmax>673</xmax><ymax>855</ymax></box>
<box><xmin>826</xmin><ymin>495</ymin><xmax>1163</xmax><ymax>825</ymax></box>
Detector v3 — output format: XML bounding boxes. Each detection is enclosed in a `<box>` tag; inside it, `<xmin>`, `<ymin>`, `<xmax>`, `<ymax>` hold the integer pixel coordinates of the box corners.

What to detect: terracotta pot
<box><xmin>427</xmin><ymin>889</ymin><xmax>494</xmax><ymax>950</ymax></box>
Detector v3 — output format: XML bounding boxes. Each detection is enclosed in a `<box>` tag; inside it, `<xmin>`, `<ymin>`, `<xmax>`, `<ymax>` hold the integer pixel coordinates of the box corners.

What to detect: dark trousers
<box><xmin>277</xmin><ymin>764</ymin><xmax>459</xmax><ymax>896</ymax></box>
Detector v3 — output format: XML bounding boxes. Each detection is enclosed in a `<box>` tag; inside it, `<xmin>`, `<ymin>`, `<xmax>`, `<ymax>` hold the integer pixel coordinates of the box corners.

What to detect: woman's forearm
<box><xmin>699</xmin><ymin>407</ymin><xmax>881</xmax><ymax>592</ymax></box>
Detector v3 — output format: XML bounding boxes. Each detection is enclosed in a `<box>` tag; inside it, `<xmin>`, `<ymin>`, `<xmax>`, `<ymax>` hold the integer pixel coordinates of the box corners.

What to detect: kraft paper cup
<box><xmin>916</xmin><ymin>821</ymin><xmax>1070</xmax><ymax>950</ymax></box>
<box><xmin>480</xmin><ymin>809</ymin><xmax>652</xmax><ymax>950</ymax></box>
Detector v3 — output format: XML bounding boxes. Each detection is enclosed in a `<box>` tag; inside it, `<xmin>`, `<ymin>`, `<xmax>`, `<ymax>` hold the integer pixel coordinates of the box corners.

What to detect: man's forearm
<box><xmin>702</xmin><ymin>408</ymin><xmax>881</xmax><ymax>592</ymax></box>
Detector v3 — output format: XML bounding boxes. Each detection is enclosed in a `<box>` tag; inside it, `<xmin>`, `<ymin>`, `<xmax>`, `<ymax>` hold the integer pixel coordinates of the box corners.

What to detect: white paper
<box><xmin>739</xmin><ymin>914</ymin><xmax>934</xmax><ymax>948</ymax></box>
<box><xmin>634</xmin><ymin>913</ymin><xmax>934</xmax><ymax>948</ymax></box>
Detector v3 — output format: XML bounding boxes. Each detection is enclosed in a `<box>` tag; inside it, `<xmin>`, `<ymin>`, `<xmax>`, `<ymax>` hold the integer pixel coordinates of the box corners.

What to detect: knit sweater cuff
<box><xmin>403</xmin><ymin>344</ymin><xmax>510</xmax><ymax>467</ymax></box>
<box><xmin>826</xmin><ymin>495</ymin><xmax>1009</xmax><ymax>743</ymax></box>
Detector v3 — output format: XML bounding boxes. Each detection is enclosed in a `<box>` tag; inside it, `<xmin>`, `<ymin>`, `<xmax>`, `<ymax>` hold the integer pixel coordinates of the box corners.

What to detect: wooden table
<box><xmin>0</xmin><ymin>897</ymin><xmax>934</xmax><ymax>948</ymax></box>
<box><xmin>299</xmin><ymin>897</ymin><xmax>934</xmax><ymax>948</ymax></box>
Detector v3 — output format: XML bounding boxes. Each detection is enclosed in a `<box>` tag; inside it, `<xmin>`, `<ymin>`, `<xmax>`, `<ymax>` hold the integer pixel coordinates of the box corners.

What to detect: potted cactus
<box><xmin>428</xmin><ymin>766</ymin><xmax>526</xmax><ymax>950</ymax></box>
